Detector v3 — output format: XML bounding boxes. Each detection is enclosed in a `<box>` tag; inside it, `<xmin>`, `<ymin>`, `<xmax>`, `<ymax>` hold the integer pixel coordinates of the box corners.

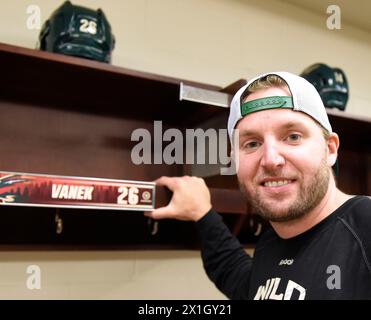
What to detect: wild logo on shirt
<box><xmin>254</xmin><ymin>278</ymin><xmax>306</xmax><ymax>300</ymax></box>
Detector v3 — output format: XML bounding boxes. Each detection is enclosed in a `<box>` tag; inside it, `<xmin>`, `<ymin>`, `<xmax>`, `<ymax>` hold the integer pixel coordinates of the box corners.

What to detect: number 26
<box><xmin>79</xmin><ymin>19</ymin><xmax>97</xmax><ymax>35</ymax></box>
<box><xmin>117</xmin><ymin>186</ymin><xmax>139</xmax><ymax>205</ymax></box>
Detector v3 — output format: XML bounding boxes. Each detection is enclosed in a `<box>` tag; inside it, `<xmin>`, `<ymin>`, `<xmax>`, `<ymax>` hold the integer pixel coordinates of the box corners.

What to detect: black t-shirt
<box><xmin>196</xmin><ymin>196</ymin><xmax>371</xmax><ymax>300</ymax></box>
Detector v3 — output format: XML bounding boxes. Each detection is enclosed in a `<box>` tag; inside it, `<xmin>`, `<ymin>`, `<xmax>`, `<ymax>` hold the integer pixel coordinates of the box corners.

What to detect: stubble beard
<box><xmin>239</xmin><ymin>159</ymin><xmax>330</xmax><ymax>223</ymax></box>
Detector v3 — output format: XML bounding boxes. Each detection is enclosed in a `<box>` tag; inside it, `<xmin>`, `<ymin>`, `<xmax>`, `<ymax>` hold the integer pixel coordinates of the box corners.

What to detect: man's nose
<box><xmin>260</xmin><ymin>141</ymin><xmax>285</xmax><ymax>170</ymax></box>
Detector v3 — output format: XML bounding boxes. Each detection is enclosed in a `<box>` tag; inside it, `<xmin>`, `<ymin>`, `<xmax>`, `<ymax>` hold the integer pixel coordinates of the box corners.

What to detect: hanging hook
<box><xmin>147</xmin><ymin>217</ymin><xmax>159</xmax><ymax>236</ymax></box>
<box><xmin>249</xmin><ymin>216</ymin><xmax>262</xmax><ymax>236</ymax></box>
<box><xmin>55</xmin><ymin>209</ymin><xmax>63</xmax><ymax>235</ymax></box>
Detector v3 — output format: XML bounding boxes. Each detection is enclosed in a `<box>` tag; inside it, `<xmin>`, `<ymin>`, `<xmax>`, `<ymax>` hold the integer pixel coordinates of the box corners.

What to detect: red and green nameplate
<box><xmin>0</xmin><ymin>171</ymin><xmax>155</xmax><ymax>211</ymax></box>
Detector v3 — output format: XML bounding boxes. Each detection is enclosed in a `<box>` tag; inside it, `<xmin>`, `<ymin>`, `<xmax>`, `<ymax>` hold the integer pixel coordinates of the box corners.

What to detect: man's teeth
<box><xmin>264</xmin><ymin>180</ymin><xmax>291</xmax><ymax>187</ymax></box>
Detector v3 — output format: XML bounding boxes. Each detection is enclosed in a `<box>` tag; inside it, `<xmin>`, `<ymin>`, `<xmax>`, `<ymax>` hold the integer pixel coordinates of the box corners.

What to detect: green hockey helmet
<box><xmin>39</xmin><ymin>1</ymin><xmax>115</xmax><ymax>63</ymax></box>
<box><xmin>300</xmin><ymin>63</ymin><xmax>349</xmax><ymax>111</ymax></box>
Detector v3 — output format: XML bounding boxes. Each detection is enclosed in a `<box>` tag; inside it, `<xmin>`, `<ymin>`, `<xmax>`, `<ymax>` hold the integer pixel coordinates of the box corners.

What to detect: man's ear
<box><xmin>327</xmin><ymin>132</ymin><xmax>340</xmax><ymax>167</ymax></box>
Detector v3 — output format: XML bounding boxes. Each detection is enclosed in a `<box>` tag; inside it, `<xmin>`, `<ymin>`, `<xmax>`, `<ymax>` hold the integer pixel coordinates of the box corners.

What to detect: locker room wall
<box><xmin>1</xmin><ymin>0</ymin><xmax>371</xmax><ymax>118</ymax></box>
<box><xmin>0</xmin><ymin>0</ymin><xmax>369</xmax><ymax>299</ymax></box>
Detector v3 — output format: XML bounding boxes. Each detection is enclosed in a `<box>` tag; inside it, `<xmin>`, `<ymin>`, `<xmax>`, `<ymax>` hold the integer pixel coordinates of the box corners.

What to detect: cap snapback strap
<box><xmin>241</xmin><ymin>96</ymin><xmax>294</xmax><ymax>116</ymax></box>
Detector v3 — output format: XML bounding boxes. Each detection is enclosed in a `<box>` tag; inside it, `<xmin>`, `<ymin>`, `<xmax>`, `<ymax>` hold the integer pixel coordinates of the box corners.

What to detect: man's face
<box><xmin>236</xmin><ymin>86</ymin><xmax>331</xmax><ymax>222</ymax></box>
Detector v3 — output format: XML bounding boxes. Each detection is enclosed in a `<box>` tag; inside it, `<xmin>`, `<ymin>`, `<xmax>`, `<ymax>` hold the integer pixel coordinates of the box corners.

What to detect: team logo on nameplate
<box><xmin>0</xmin><ymin>171</ymin><xmax>155</xmax><ymax>211</ymax></box>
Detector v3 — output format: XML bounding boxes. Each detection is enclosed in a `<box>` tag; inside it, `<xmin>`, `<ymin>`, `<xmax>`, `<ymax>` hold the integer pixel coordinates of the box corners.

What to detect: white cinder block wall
<box><xmin>0</xmin><ymin>0</ymin><xmax>369</xmax><ymax>299</ymax></box>
<box><xmin>0</xmin><ymin>251</ymin><xmax>226</xmax><ymax>299</ymax></box>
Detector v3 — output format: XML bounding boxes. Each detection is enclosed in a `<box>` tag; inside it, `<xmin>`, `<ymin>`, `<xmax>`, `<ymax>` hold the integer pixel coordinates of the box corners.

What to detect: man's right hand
<box><xmin>145</xmin><ymin>176</ymin><xmax>212</xmax><ymax>222</ymax></box>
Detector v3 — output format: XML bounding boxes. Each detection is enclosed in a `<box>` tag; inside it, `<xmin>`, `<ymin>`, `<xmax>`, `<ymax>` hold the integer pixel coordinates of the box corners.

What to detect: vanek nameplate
<box><xmin>0</xmin><ymin>171</ymin><xmax>156</xmax><ymax>211</ymax></box>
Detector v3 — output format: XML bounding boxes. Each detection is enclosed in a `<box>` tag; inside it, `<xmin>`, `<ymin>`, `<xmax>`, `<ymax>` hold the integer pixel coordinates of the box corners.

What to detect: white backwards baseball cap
<box><xmin>227</xmin><ymin>71</ymin><xmax>332</xmax><ymax>140</ymax></box>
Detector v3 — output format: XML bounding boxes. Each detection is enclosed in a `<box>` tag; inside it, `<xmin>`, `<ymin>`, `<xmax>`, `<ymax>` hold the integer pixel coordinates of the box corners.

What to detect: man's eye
<box><xmin>287</xmin><ymin>133</ymin><xmax>302</xmax><ymax>142</ymax></box>
<box><xmin>243</xmin><ymin>141</ymin><xmax>261</xmax><ymax>150</ymax></box>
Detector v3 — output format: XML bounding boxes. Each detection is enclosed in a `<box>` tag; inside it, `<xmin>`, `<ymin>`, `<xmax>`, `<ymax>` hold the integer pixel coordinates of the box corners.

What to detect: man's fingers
<box><xmin>145</xmin><ymin>205</ymin><xmax>174</xmax><ymax>220</ymax></box>
<box><xmin>155</xmin><ymin>176</ymin><xmax>180</xmax><ymax>192</ymax></box>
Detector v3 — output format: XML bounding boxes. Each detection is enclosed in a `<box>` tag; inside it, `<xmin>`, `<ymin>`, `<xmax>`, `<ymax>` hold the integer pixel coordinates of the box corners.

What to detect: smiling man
<box><xmin>232</xmin><ymin>75</ymin><xmax>351</xmax><ymax>238</ymax></box>
<box><xmin>146</xmin><ymin>72</ymin><xmax>371</xmax><ymax>300</ymax></box>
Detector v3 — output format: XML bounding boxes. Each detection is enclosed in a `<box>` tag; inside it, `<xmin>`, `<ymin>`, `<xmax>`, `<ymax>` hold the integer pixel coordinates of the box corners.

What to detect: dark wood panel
<box><xmin>337</xmin><ymin>149</ymin><xmax>370</xmax><ymax>195</ymax></box>
<box><xmin>0</xmin><ymin>205</ymin><xmax>200</xmax><ymax>249</ymax></box>
<box><xmin>328</xmin><ymin>110</ymin><xmax>371</xmax><ymax>152</ymax></box>
<box><xmin>0</xmin><ymin>102</ymin><xmax>182</xmax><ymax>180</ymax></box>
<box><xmin>0</xmin><ymin>42</ymin><xmax>223</xmax><ymax>127</ymax></box>
<box><xmin>209</xmin><ymin>188</ymin><xmax>247</xmax><ymax>214</ymax></box>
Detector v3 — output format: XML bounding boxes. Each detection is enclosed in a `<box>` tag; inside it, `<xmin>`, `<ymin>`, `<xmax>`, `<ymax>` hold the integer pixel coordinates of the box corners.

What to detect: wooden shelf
<box><xmin>0</xmin><ymin>43</ymin><xmax>256</xmax><ymax>249</ymax></box>
<box><xmin>0</xmin><ymin>42</ymin><xmax>223</xmax><ymax>127</ymax></box>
